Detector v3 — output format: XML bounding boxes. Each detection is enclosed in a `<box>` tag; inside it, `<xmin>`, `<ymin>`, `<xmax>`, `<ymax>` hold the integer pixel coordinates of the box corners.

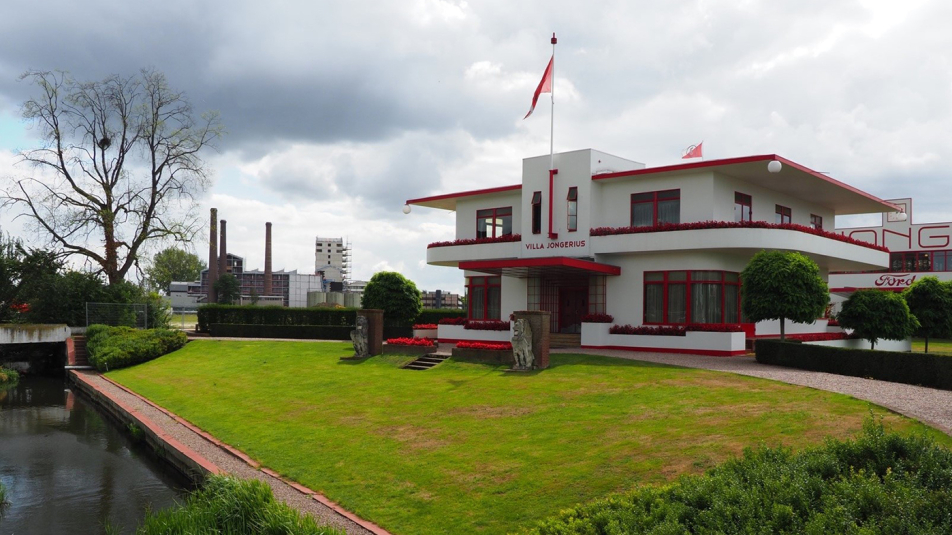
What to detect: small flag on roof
<box><xmin>682</xmin><ymin>142</ymin><xmax>703</xmax><ymax>159</ymax></box>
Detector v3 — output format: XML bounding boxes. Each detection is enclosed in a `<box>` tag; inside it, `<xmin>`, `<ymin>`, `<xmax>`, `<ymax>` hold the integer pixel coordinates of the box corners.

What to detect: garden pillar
<box><xmin>512</xmin><ymin>311</ymin><xmax>550</xmax><ymax>369</ymax></box>
<box><xmin>359</xmin><ymin>309</ymin><xmax>384</xmax><ymax>356</ymax></box>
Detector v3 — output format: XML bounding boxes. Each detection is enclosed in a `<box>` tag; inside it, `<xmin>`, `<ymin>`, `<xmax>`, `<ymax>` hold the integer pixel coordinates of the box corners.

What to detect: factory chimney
<box><xmin>208</xmin><ymin>208</ymin><xmax>218</xmax><ymax>303</ymax></box>
<box><xmin>264</xmin><ymin>222</ymin><xmax>273</xmax><ymax>295</ymax></box>
<box><xmin>219</xmin><ymin>219</ymin><xmax>228</xmax><ymax>290</ymax></box>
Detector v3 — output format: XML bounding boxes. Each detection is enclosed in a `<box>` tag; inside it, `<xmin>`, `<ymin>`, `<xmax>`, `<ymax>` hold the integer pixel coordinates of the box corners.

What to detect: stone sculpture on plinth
<box><xmin>350</xmin><ymin>315</ymin><xmax>370</xmax><ymax>358</ymax></box>
<box><xmin>511</xmin><ymin>318</ymin><xmax>534</xmax><ymax>370</ymax></box>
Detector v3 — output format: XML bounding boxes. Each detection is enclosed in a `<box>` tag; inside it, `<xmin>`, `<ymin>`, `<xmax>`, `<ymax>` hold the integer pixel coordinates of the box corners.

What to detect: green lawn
<box><xmin>913</xmin><ymin>337</ymin><xmax>952</xmax><ymax>354</ymax></box>
<box><xmin>109</xmin><ymin>341</ymin><xmax>952</xmax><ymax>535</ymax></box>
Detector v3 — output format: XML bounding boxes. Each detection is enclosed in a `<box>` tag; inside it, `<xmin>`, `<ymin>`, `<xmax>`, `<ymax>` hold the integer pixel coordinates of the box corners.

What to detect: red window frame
<box><xmin>531</xmin><ymin>191</ymin><xmax>542</xmax><ymax>234</ymax></box>
<box><xmin>567</xmin><ymin>187</ymin><xmax>578</xmax><ymax>232</ymax></box>
<box><xmin>476</xmin><ymin>207</ymin><xmax>513</xmax><ymax>239</ymax></box>
<box><xmin>775</xmin><ymin>204</ymin><xmax>791</xmax><ymax>224</ymax></box>
<box><xmin>889</xmin><ymin>251</ymin><xmax>937</xmax><ymax>272</ymax></box>
<box><xmin>466</xmin><ymin>276</ymin><xmax>502</xmax><ymax>320</ymax></box>
<box><xmin>810</xmin><ymin>214</ymin><xmax>823</xmax><ymax>230</ymax></box>
<box><xmin>630</xmin><ymin>189</ymin><xmax>680</xmax><ymax>227</ymax></box>
<box><xmin>643</xmin><ymin>270</ymin><xmax>742</xmax><ymax>325</ymax></box>
<box><xmin>734</xmin><ymin>192</ymin><xmax>752</xmax><ymax>222</ymax></box>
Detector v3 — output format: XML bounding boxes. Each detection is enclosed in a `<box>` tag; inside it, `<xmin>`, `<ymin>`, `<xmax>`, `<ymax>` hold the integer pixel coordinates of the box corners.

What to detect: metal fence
<box><xmin>85</xmin><ymin>302</ymin><xmax>148</xmax><ymax>329</ymax></box>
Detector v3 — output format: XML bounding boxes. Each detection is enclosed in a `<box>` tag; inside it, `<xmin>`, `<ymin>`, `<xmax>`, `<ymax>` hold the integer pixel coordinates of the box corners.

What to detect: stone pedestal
<box><xmin>358</xmin><ymin>309</ymin><xmax>384</xmax><ymax>356</ymax></box>
<box><xmin>512</xmin><ymin>311</ymin><xmax>550</xmax><ymax>369</ymax></box>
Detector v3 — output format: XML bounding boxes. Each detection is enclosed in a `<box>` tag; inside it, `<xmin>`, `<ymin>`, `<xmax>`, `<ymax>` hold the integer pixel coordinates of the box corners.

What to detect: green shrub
<box><xmin>0</xmin><ymin>366</ymin><xmax>19</xmax><ymax>386</ymax></box>
<box><xmin>135</xmin><ymin>474</ymin><xmax>344</xmax><ymax>534</ymax></box>
<box><xmin>198</xmin><ymin>305</ymin><xmax>359</xmax><ymax>332</ymax></box>
<box><xmin>526</xmin><ymin>419</ymin><xmax>952</xmax><ymax>534</ymax></box>
<box><xmin>415</xmin><ymin>308</ymin><xmax>465</xmax><ymax>325</ymax></box>
<box><xmin>208</xmin><ymin>324</ymin><xmax>353</xmax><ymax>340</ymax></box>
<box><xmin>361</xmin><ymin>271</ymin><xmax>423</xmax><ymax>326</ymax></box>
<box><xmin>86</xmin><ymin>325</ymin><xmax>187</xmax><ymax>372</ymax></box>
<box><xmin>755</xmin><ymin>339</ymin><xmax>952</xmax><ymax>390</ymax></box>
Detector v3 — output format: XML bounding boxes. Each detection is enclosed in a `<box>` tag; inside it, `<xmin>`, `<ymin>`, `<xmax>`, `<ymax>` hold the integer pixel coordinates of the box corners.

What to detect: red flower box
<box><xmin>412</xmin><ymin>324</ymin><xmax>438</xmax><ymax>330</ymax></box>
<box><xmin>789</xmin><ymin>332</ymin><xmax>857</xmax><ymax>342</ymax></box>
<box><xmin>456</xmin><ymin>341</ymin><xmax>513</xmax><ymax>350</ymax></box>
<box><xmin>608</xmin><ymin>324</ymin><xmax>745</xmax><ymax>336</ymax></box>
<box><xmin>438</xmin><ymin>317</ymin><xmax>467</xmax><ymax>325</ymax></box>
<box><xmin>589</xmin><ymin>220</ymin><xmax>888</xmax><ymax>252</ymax></box>
<box><xmin>386</xmin><ymin>337</ymin><xmax>435</xmax><ymax>347</ymax></box>
<box><xmin>428</xmin><ymin>234</ymin><xmax>522</xmax><ymax>249</ymax></box>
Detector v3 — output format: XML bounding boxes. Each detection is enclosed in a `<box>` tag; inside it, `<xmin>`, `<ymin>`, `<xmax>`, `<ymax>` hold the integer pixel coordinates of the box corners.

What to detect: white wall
<box><xmin>455</xmin><ymin>190</ymin><xmax>523</xmax><ymax>241</ymax></box>
<box><xmin>711</xmin><ymin>173</ymin><xmax>835</xmax><ymax>228</ymax></box>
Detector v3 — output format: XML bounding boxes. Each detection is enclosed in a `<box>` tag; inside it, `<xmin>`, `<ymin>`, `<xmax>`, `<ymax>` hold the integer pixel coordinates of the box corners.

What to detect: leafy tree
<box><xmin>902</xmin><ymin>277</ymin><xmax>952</xmax><ymax>353</ymax></box>
<box><xmin>0</xmin><ymin>232</ymin><xmax>24</xmax><ymax>322</ymax></box>
<box><xmin>741</xmin><ymin>250</ymin><xmax>828</xmax><ymax>340</ymax></box>
<box><xmin>838</xmin><ymin>289</ymin><xmax>919</xmax><ymax>350</ymax></box>
<box><xmin>360</xmin><ymin>271</ymin><xmax>423</xmax><ymax>325</ymax></box>
<box><xmin>214</xmin><ymin>274</ymin><xmax>241</xmax><ymax>305</ymax></box>
<box><xmin>3</xmin><ymin>69</ymin><xmax>222</xmax><ymax>285</ymax></box>
<box><xmin>146</xmin><ymin>247</ymin><xmax>206</xmax><ymax>294</ymax></box>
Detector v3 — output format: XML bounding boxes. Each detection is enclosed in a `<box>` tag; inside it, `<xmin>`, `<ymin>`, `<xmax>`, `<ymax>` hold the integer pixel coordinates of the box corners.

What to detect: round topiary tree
<box><xmin>741</xmin><ymin>250</ymin><xmax>828</xmax><ymax>340</ymax></box>
<box><xmin>838</xmin><ymin>289</ymin><xmax>920</xmax><ymax>350</ymax></box>
<box><xmin>902</xmin><ymin>276</ymin><xmax>952</xmax><ymax>353</ymax></box>
<box><xmin>360</xmin><ymin>271</ymin><xmax>423</xmax><ymax>325</ymax></box>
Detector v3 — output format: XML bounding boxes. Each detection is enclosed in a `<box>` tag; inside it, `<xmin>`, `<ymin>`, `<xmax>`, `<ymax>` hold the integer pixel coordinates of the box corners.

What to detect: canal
<box><xmin>0</xmin><ymin>375</ymin><xmax>189</xmax><ymax>534</ymax></box>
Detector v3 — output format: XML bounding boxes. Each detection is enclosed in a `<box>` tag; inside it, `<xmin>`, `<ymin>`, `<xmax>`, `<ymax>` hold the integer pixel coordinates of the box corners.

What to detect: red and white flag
<box><xmin>524</xmin><ymin>55</ymin><xmax>554</xmax><ymax>119</ymax></box>
<box><xmin>682</xmin><ymin>142</ymin><xmax>703</xmax><ymax>159</ymax></box>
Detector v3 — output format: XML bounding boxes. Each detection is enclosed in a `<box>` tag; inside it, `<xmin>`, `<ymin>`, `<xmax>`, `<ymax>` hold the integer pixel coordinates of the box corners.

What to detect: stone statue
<box><xmin>511</xmin><ymin>318</ymin><xmax>534</xmax><ymax>370</ymax></box>
<box><xmin>350</xmin><ymin>315</ymin><xmax>370</xmax><ymax>358</ymax></box>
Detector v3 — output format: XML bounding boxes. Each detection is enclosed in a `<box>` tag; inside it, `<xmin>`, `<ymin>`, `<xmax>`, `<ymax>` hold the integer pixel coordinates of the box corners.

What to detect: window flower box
<box><xmin>581</xmin><ymin>322</ymin><xmax>745</xmax><ymax>356</ymax></box>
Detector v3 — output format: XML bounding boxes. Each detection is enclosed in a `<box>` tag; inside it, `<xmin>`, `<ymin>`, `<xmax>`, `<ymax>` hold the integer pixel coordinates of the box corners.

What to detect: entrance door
<box><xmin>559</xmin><ymin>287</ymin><xmax>587</xmax><ymax>334</ymax></box>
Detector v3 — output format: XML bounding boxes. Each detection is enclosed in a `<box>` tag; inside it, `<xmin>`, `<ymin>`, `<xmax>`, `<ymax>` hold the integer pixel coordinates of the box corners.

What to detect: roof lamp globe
<box><xmin>767</xmin><ymin>160</ymin><xmax>782</xmax><ymax>173</ymax></box>
<box><xmin>402</xmin><ymin>204</ymin><xmax>411</xmax><ymax>214</ymax></box>
<box><xmin>897</xmin><ymin>212</ymin><xmax>908</xmax><ymax>221</ymax></box>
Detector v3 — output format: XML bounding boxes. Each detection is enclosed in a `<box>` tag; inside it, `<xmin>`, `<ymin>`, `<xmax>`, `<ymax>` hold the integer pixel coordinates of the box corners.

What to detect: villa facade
<box><xmin>408</xmin><ymin>149</ymin><xmax>899</xmax><ymax>355</ymax></box>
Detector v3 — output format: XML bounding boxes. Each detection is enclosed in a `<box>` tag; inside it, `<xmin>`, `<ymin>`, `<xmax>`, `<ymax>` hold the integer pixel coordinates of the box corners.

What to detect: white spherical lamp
<box><xmin>897</xmin><ymin>212</ymin><xmax>908</xmax><ymax>222</ymax></box>
<box><xmin>402</xmin><ymin>204</ymin><xmax>411</xmax><ymax>215</ymax></box>
<box><xmin>767</xmin><ymin>160</ymin><xmax>782</xmax><ymax>173</ymax></box>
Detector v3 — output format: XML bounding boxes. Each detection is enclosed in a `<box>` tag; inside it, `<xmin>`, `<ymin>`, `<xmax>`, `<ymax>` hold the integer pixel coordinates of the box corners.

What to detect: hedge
<box><xmin>198</xmin><ymin>305</ymin><xmax>463</xmax><ymax>333</ymax></box>
<box><xmin>86</xmin><ymin>324</ymin><xmax>187</xmax><ymax>372</ymax></box>
<box><xmin>208</xmin><ymin>324</ymin><xmax>354</xmax><ymax>340</ymax></box>
<box><xmin>756</xmin><ymin>339</ymin><xmax>952</xmax><ymax>390</ymax></box>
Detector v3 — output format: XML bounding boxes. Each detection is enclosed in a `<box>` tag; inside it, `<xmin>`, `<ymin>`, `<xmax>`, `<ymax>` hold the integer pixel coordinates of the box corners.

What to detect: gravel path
<box><xmin>73</xmin><ymin>371</ymin><xmax>378</xmax><ymax>535</ymax></box>
<box><xmin>554</xmin><ymin>348</ymin><xmax>952</xmax><ymax>436</ymax></box>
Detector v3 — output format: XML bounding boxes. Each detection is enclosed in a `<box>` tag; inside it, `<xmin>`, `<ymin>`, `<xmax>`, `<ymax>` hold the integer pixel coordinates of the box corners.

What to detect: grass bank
<box><xmin>109</xmin><ymin>341</ymin><xmax>951</xmax><ymax>535</ymax></box>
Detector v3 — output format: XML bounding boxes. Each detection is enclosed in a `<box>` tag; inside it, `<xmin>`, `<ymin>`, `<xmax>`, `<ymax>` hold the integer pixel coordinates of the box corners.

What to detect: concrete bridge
<box><xmin>0</xmin><ymin>324</ymin><xmax>91</xmax><ymax>373</ymax></box>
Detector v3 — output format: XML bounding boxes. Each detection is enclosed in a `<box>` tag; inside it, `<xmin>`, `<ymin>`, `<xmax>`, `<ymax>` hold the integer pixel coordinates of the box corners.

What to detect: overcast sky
<box><xmin>1</xmin><ymin>0</ymin><xmax>950</xmax><ymax>294</ymax></box>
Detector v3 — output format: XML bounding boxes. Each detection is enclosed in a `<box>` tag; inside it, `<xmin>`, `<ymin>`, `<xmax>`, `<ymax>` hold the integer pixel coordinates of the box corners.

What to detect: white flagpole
<box><xmin>549</xmin><ymin>32</ymin><xmax>557</xmax><ymax>171</ymax></box>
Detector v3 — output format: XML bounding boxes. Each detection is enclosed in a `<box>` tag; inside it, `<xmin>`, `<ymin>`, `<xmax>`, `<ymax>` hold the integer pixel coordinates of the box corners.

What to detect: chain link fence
<box><xmin>85</xmin><ymin>302</ymin><xmax>149</xmax><ymax>329</ymax></box>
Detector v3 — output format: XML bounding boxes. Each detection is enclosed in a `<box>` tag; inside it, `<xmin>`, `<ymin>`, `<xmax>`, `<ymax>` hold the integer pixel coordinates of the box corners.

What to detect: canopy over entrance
<box><xmin>458</xmin><ymin>257</ymin><xmax>621</xmax><ymax>278</ymax></box>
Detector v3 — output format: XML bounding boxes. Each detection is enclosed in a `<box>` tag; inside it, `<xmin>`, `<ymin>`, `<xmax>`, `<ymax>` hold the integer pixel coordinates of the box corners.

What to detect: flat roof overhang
<box><xmin>458</xmin><ymin>257</ymin><xmax>621</xmax><ymax>278</ymax></box>
<box><xmin>406</xmin><ymin>184</ymin><xmax>521</xmax><ymax>211</ymax></box>
<box><xmin>592</xmin><ymin>155</ymin><xmax>901</xmax><ymax>216</ymax></box>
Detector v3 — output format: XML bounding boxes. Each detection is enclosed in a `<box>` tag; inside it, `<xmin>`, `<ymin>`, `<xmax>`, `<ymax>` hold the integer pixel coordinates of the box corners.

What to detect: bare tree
<box><xmin>3</xmin><ymin>69</ymin><xmax>222</xmax><ymax>285</ymax></box>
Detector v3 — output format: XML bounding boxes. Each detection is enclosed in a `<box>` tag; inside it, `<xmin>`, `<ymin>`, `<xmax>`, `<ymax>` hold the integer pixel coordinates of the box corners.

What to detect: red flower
<box><xmin>608</xmin><ymin>323</ymin><xmax>745</xmax><ymax>336</ymax></box>
<box><xmin>464</xmin><ymin>320</ymin><xmax>511</xmax><ymax>331</ymax></box>
<box><xmin>581</xmin><ymin>313</ymin><xmax>614</xmax><ymax>323</ymax></box>
<box><xmin>386</xmin><ymin>337</ymin><xmax>435</xmax><ymax>347</ymax></box>
<box><xmin>10</xmin><ymin>302</ymin><xmax>29</xmax><ymax>313</ymax></box>
<box><xmin>438</xmin><ymin>317</ymin><xmax>467</xmax><ymax>325</ymax></box>
<box><xmin>412</xmin><ymin>324</ymin><xmax>438</xmax><ymax>330</ymax></box>
<box><xmin>428</xmin><ymin>234</ymin><xmax>522</xmax><ymax>249</ymax></box>
<box><xmin>456</xmin><ymin>341</ymin><xmax>513</xmax><ymax>350</ymax></box>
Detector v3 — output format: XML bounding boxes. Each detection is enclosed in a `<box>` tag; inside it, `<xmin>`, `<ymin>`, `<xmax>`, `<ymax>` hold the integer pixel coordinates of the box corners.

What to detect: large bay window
<box><xmin>467</xmin><ymin>276</ymin><xmax>501</xmax><ymax>320</ymax></box>
<box><xmin>734</xmin><ymin>192</ymin><xmax>752</xmax><ymax>222</ymax></box>
<box><xmin>631</xmin><ymin>189</ymin><xmax>680</xmax><ymax>227</ymax></box>
<box><xmin>476</xmin><ymin>207</ymin><xmax>512</xmax><ymax>239</ymax></box>
<box><xmin>644</xmin><ymin>270</ymin><xmax>741</xmax><ymax>325</ymax></box>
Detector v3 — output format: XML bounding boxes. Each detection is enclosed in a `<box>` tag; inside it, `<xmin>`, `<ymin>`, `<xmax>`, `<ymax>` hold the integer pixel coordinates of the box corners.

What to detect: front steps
<box><xmin>404</xmin><ymin>355</ymin><xmax>449</xmax><ymax>371</ymax></box>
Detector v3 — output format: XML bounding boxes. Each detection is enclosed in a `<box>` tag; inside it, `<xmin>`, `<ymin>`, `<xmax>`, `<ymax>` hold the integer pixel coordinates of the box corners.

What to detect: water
<box><xmin>0</xmin><ymin>376</ymin><xmax>189</xmax><ymax>534</ymax></box>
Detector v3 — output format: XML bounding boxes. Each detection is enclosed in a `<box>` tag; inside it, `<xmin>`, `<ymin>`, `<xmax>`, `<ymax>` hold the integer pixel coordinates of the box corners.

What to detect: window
<box><xmin>644</xmin><ymin>270</ymin><xmax>742</xmax><ymax>325</ymax></box>
<box><xmin>734</xmin><ymin>192</ymin><xmax>752</xmax><ymax>222</ymax></box>
<box><xmin>630</xmin><ymin>189</ymin><xmax>680</xmax><ymax>227</ymax></box>
<box><xmin>567</xmin><ymin>187</ymin><xmax>578</xmax><ymax>232</ymax></box>
<box><xmin>810</xmin><ymin>214</ymin><xmax>823</xmax><ymax>230</ymax></box>
<box><xmin>775</xmin><ymin>205</ymin><xmax>791</xmax><ymax>224</ymax></box>
<box><xmin>476</xmin><ymin>207</ymin><xmax>512</xmax><ymax>239</ymax></box>
<box><xmin>889</xmin><ymin>251</ymin><xmax>946</xmax><ymax>272</ymax></box>
<box><xmin>467</xmin><ymin>276</ymin><xmax>501</xmax><ymax>320</ymax></box>
<box><xmin>531</xmin><ymin>191</ymin><xmax>542</xmax><ymax>234</ymax></box>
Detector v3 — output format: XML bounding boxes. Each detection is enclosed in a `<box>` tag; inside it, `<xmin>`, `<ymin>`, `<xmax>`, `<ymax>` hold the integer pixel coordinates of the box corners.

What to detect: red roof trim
<box><xmin>592</xmin><ymin>154</ymin><xmax>901</xmax><ymax>212</ymax></box>
<box><xmin>459</xmin><ymin>256</ymin><xmax>621</xmax><ymax>276</ymax></box>
<box><xmin>406</xmin><ymin>184</ymin><xmax>521</xmax><ymax>206</ymax></box>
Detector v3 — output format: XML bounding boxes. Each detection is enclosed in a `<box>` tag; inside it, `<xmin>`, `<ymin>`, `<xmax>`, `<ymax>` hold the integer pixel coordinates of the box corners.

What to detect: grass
<box><xmin>169</xmin><ymin>312</ymin><xmax>198</xmax><ymax>330</ymax></box>
<box><xmin>913</xmin><ymin>337</ymin><xmax>952</xmax><ymax>354</ymax></box>
<box><xmin>109</xmin><ymin>341</ymin><xmax>952</xmax><ymax>535</ymax></box>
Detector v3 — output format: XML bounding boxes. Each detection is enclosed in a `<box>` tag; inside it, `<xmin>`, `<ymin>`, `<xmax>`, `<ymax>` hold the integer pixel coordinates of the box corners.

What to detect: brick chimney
<box><xmin>219</xmin><ymin>219</ymin><xmax>228</xmax><ymax>279</ymax></box>
<box><xmin>208</xmin><ymin>208</ymin><xmax>218</xmax><ymax>303</ymax></box>
<box><xmin>264</xmin><ymin>222</ymin><xmax>273</xmax><ymax>295</ymax></box>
